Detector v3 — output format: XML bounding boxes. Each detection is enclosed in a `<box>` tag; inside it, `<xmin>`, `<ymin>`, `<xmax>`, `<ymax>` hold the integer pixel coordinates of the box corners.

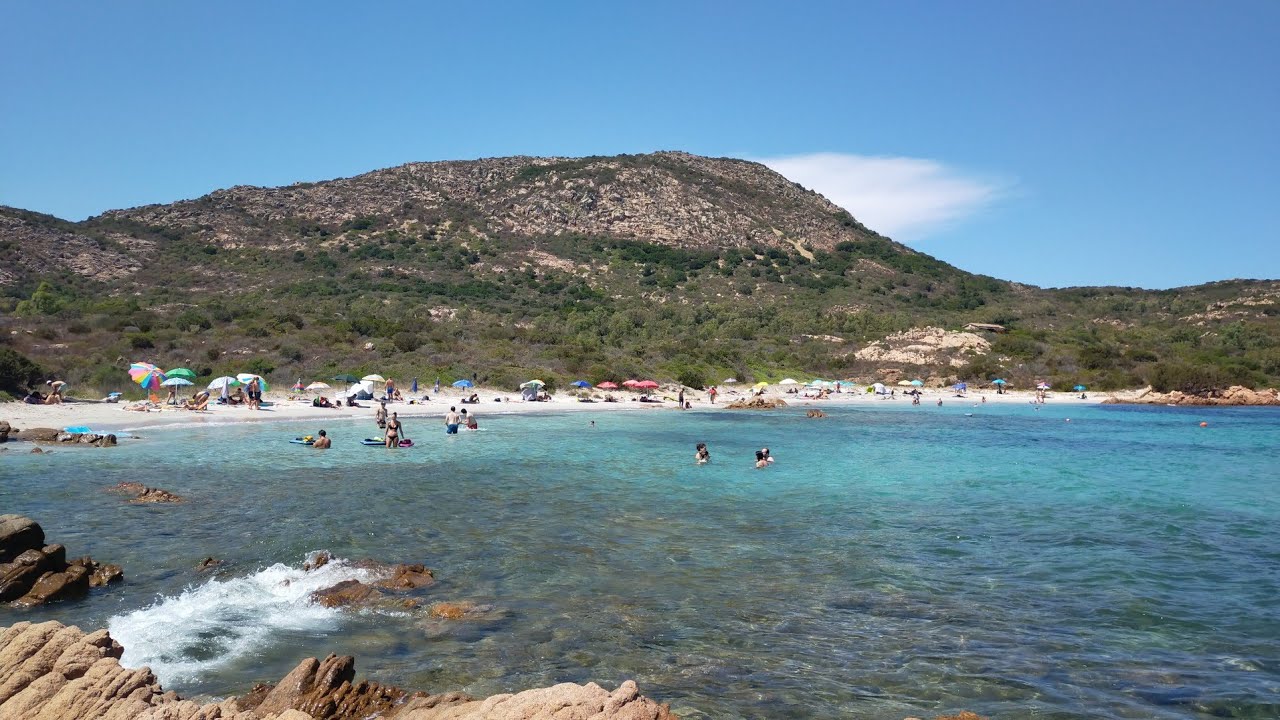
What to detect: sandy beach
<box><xmin>1</xmin><ymin>386</ymin><xmax>1113</xmax><ymax>435</ymax></box>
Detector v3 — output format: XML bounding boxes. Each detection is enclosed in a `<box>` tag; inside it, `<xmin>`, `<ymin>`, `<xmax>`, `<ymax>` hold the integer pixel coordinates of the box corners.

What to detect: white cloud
<box><xmin>758</xmin><ymin>152</ymin><xmax>1007</xmax><ymax>241</ymax></box>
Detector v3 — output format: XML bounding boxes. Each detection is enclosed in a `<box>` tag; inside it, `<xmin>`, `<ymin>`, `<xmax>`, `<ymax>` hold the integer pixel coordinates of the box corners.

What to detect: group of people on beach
<box><xmin>22</xmin><ymin>380</ymin><xmax>65</xmax><ymax>404</ymax></box>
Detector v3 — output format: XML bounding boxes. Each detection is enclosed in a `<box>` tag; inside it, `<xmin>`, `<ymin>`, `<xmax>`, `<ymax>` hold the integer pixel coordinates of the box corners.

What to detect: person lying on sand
<box><xmin>184</xmin><ymin>391</ymin><xmax>210</xmax><ymax>411</ymax></box>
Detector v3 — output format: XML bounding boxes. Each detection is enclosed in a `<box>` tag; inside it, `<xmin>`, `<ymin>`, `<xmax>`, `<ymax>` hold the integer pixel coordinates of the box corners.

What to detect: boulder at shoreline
<box><xmin>1105</xmin><ymin>385</ymin><xmax>1280</xmax><ymax>406</ymax></box>
<box><xmin>0</xmin><ymin>619</ymin><xmax>678</xmax><ymax>720</ymax></box>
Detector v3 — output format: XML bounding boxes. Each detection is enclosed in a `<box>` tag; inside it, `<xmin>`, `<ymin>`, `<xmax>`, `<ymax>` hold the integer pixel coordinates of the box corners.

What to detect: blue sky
<box><xmin>2</xmin><ymin>1</ymin><xmax>1277</xmax><ymax>288</ymax></box>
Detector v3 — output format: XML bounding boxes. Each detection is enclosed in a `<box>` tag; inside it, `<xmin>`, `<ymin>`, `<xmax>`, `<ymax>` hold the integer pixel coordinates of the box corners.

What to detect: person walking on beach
<box><xmin>385</xmin><ymin>413</ymin><xmax>402</xmax><ymax>449</ymax></box>
<box><xmin>678</xmin><ymin>388</ymin><xmax>685</xmax><ymax>408</ymax></box>
<box><xmin>444</xmin><ymin>406</ymin><xmax>461</xmax><ymax>434</ymax></box>
<box><xmin>708</xmin><ymin>386</ymin><xmax>717</xmax><ymax>404</ymax></box>
<box><xmin>312</xmin><ymin>430</ymin><xmax>331</xmax><ymax>449</ymax></box>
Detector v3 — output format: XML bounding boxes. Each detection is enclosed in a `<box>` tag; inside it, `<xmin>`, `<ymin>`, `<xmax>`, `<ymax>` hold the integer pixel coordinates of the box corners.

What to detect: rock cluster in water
<box><xmin>725</xmin><ymin>396</ymin><xmax>788</xmax><ymax>409</ymax></box>
<box><xmin>107</xmin><ymin>481</ymin><xmax>185</xmax><ymax>503</ymax></box>
<box><xmin>1</xmin><ymin>424</ymin><xmax>118</xmax><ymax>447</ymax></box>
<box><xmin>0</xmin><ymin>516</ymin><xmax>122</xmax><ymax>608</ymax></box>
<box><xmin>0</xmin><ymin>620</ymin><xmax>678</xmax><ymax>720</ymax></box>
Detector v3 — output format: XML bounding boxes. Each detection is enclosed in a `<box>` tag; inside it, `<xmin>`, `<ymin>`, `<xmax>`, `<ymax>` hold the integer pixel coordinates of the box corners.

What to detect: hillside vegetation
<box><xmin>2</xmin><ymin>151</ymin><xmax>1277</xmax><ymax>398</ymax></box>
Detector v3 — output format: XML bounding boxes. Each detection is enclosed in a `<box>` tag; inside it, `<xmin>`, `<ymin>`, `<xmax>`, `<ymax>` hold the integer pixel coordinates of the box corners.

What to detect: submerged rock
<box><xmin>0</xmin><ymin>620</ymin><xmax>677</xmax><ymax>719</ymax></box>
<box><xmin>725</xmin><ymin>396</ymin><xmax>788</xmax><ymax>409</ymax></box>
<box><xmin>107</xmin><ymin>481</ymin><xmax>184</xmax><ymax>503</ymax></box>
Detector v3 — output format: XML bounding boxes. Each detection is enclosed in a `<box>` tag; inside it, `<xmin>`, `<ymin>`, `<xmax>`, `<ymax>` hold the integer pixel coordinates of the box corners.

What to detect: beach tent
<box><xmin>348</xmin><ymin>381</ymin><xmax>374</xmax><ymax>399</ymax></box>
<box><xmin>872</xmin><ymin>382</ymin><xmax>887</xmax><ymax>395</ymax></box>
<box><xmin>778</xmin><ymin>378</ymin><xmax>798</xmax><ymax>386</ymax></box>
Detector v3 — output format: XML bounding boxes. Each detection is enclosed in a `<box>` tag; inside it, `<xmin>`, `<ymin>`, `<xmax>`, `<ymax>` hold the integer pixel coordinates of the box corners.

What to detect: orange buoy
<box><xmin>1199</xmin><ymin>422</ymin><xmax>1208</xmax><ymax>428</ymax></box>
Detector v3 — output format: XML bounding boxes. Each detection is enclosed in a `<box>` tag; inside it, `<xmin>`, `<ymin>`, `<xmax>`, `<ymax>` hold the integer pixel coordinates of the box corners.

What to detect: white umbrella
<box><xmin>362</xmin><ymin>374</ymin><xmax>386</xmax><ymax>383</ymax></box>
<box><xmin>723</xmin><ymin>378</ymin><xmax>738</xmax><ymax>384</ymax></box>
<box><xmin>778</xmin><ymin>378</ymin><xmax>798</xmax><ymax>385</ymax></box>
<box><xmin>306</xmin><ymin>381</ymin><xmax>331</xmax><ymax>391</ymax></box>
<box><xmin>208</xmin><ymin>376</ymin><xmax>240</xmax><ymax>390</ymax></box>
<box><xmin>161</xmin><ymin>377</ymin><xmax>193</xmax><ymax>387</ymax></box>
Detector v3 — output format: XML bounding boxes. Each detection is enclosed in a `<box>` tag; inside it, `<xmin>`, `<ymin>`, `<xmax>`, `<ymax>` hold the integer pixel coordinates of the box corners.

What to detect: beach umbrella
<box><xmin>1036</xmin><ymin>382</ymin><xmax>1051</xmax><ymax>390</ymax></box>
<box><xmin>752</xmin><ymin>381</ymin><xmax>768</xmax><ymax>389</ymax></box>
<box><xmin>953</xmin><ymin>382</ymin><xmax>968</xmax><ymax>391</ymax></box>
<box><xmin>622</xmin><ymin>379</ymin><xmax>642</xmax><ymax>387</ymax></box>
<box><xmin>207</xmin><ymin>376</ymin><xmax>240</xmax><ymax>390</ymax></box>
<box><xmin>291</xmin><ymin>378</ymin><xmax>306</xmax><ymax>391</ymax></box>
<box><xmin>1074</xmin><ymin>384</ymin><xmax>1087</xmax><ymax>392</ymax></box>
<box><xmin>161</xmin><ymin>377</ymin><xmax>193</xmax><ymax>387</ymax></box>
<box><xmin>596</xmin><ymin>381</ymin><xmax>619</xmax><ymax>389</ymax></box>
<box><xmin>897</xmin><ymin>380</ymin><xmax>913</xmax><ymax>387</ymax></box>
<box><xmin>778</xmin><ymin>378</ymin><xmax>798</xmax><ymax>385</ymax></box>
<box><xmin>520</xmin><ymin>379</ymin><xmax>545</xmax><ymax>389</ymax></box>
<box><xmin>129</xmin><ymin>362</ymin><xmax>166</xmax><ymax>391</ymax></box>
<box><xmin>910</xmin><ymin>379</ymin><xmax>924</xmax><ymax>387</ymax></box>
<box><xmin>991</xmin><ymin>378</ymin><xmax>1007</xmax><ymax>385</ymax></box>
<box><xmin>306</xmin><ymin>381</ymin><xmax>331</xmax><ymax>391</ymax></box>
<box><xmin>637</xmin><ymin>380</ymin><xmax>660</xmax><ymax>389</ymax></box>
<box><xmin>237</xmin><ymin>373</ymin><xmax>270</xmax><ymax>393</ymax></box>
<box><xmin>166</xmin><ymin>367</ymin><xmax>197</xmax><ymax>382</ymax></box>
<box><xmin>571</xmin><ymin>380</ymin><xmax>592</xmax><ymax>388</ymax></box>
<box><xmin>362</xmin><ymin>374</ymin><xmax>386</xmax><ymax>384</ymax></box>
<box><xmin>452</xmin><ymin>379</ymin><xmax>474</xmax><ymax>389</ymax></box>
<box><xmin>332</xmin><ymin>373</ymin><xmax>360</xmax><ymax>383</ymax></box>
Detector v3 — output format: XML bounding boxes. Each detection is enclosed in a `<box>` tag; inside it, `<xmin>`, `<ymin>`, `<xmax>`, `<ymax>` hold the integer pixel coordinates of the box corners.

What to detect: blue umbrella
<box><xmin>910</xmin><ymin>379</ymin><xmax>924</xmax><ymax>387</ymax></box>
<box><xmin>1074</xmin><ymin>384</ymin><xmax>1087</xmax><ymax>392</ymax></box>
<box><xmin>571</xmin><ymin>380</ymin><xmax>592</xmax><ymax>388</ymax></box>
<box><xmin>992</xmin><ymin>378</ymin><xmax>1007</xmax><ymax>385</ymax></box>
<box><xmin>452</xmin><ymin>379</ymin><xmax>474</xmax><ymax>388</ymax></box>
<box><xmin>953</xmin><ymin>382</ymin><xmax>967</xmax><ymax>391</ymax></box>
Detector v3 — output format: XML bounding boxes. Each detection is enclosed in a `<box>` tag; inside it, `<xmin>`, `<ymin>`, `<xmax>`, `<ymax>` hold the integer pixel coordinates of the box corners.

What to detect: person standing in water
<box><xmin>312</xmin><ymin>430</ymin><xmax>331</xmax><ymax>449</ymax></box>
<box><xmin>695</xmin><ymin>443</ymin><xmax>710</xmax><ymax>464</ymax></box>
<box><xmin>385</xmin><ymin>413</ymin><xmax>402</xmax><ymax>449</ymax></box>
<box><xmin>444</xmin><ymin>406</ymin><xmax>461</xmax><ymax>434</ymax></box>
<box><xmin>375</xmin><ymin>401</ymin><xmax>388</xmax><ymax>429</ymax></box>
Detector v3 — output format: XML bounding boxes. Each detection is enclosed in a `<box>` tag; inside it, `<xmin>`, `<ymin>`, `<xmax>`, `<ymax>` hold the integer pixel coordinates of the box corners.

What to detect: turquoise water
<box><xmin>2</xmin><ymin>402</ymin><xmax>1278</xmax><ymax>718</ymax></box>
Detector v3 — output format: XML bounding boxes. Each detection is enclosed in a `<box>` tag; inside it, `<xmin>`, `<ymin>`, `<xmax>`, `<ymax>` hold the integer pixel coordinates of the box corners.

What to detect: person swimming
<box><xmin>755</xmin><ymin>450</ymin><xmax>769</xmax><ymax>468</ymax></box>
<box><xmin>695</xmin><ymin>443</ymin><xmax>710</xmax><ymax>464</ymax></box>
<box><xmin>312</xmin><ymin>429</ymin><xmax>331</xmax><ymax>449</ymax></box>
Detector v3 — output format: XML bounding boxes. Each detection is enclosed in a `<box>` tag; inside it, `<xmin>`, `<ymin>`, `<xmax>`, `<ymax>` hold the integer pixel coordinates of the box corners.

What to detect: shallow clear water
<box><xmin>2</xmin><ymin>402</ymin><xmax>1278</xmax><ymax>718</ymax></box>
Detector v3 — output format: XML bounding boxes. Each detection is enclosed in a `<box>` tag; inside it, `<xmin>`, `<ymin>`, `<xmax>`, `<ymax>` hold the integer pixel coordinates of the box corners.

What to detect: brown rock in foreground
<box><xmin>0</xmin><ymin>620</ymin><xmax>677</xmax><ymax>720</ymax></box>
<box><xmin>9</xmin><ymin>427</ymin><xmax>117</xmax><ymax>446</ymax></box>
<box><xmin>0</xmin><ymin>515</ymin><xmax>123</xmax><ymax>607</ymax></box>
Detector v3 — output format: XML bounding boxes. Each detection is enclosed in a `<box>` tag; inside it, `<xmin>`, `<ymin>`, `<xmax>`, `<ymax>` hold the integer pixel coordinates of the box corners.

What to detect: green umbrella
<box><xmin>166</xmin><ymin>368</ymin><xmax>198</xmax><ymax>382</ymax></box>
<box><xmin>331</xmin><ymin>373</ymin><xmax>360</xmax><ymax>383</ymax></box>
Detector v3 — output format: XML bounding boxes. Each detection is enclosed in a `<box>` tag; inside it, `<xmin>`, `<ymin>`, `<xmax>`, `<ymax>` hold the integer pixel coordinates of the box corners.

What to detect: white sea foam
<box><xmin>108</xmin><ymin>552</ymin><xmax>378</xmax><ymax>684</ymax></box>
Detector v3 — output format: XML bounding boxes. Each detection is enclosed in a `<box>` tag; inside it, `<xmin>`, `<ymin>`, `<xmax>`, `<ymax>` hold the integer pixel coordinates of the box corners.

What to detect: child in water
<box><xmin>695</xmin><ymin>443</ymin><xmax>710</xmax><ymax>464</ymax></box>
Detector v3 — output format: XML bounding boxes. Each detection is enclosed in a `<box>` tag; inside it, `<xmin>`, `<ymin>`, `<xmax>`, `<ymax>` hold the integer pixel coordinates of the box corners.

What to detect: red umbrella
<box><xmin>596</xmin><ymin>381</ymin><xmax>619</xmax><ymax>389</ymax></box>
<box><xmin>621</xmin><ymin>379</ymin><xmax>642</xmax><ymax>387</ymax></box>
<box><xmin>636</xmin><ymin>380</ymin><xmax>660</xmax><ymax>389</ymax></box>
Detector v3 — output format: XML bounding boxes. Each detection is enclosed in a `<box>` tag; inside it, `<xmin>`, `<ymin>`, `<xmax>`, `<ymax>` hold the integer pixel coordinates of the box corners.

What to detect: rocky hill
<box><xmin>1</xmin><ymin>151</ymin><xmax>1277</xmax><ymax>395</ymax></box>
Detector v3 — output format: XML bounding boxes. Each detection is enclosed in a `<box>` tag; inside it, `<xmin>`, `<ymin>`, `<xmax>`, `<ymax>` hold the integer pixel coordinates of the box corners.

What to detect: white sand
<box><xmin>1</xmin><ymin>386</ymin><xmax>1116</xmax><ymax>435</ymax></box>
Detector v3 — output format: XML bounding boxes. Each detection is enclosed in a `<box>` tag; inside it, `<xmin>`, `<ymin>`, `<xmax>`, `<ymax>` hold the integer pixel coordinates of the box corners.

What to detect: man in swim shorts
<box><xmin>312</xmin><ymin>430</ymin><xmax>331</xmax><ymax>449</ymax></box>
<box><xmin>444</xmin><ymin>406</ymin><xmax>461</xmax><ymax>434</ymax></box>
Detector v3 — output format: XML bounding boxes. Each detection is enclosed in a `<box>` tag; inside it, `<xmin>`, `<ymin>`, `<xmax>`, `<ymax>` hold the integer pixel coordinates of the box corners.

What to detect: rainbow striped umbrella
<box><xmin>129</xmin><ymin>362</ymin><xmax>166</xmax><ymax>390</ymax></box>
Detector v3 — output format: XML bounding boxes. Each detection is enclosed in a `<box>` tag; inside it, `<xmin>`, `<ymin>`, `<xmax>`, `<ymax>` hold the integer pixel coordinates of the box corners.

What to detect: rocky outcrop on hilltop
<box><xmin>852</xmin><ymin>326</ymin><xmax>991</xmax><ymax>368</ymax></box>
<box><xmin>100</xmin><ymin>152</ymin><xmax>880</xmax><ymax>255</ymax></box>
<box><xmin>1105</xmin><ymin>385</ymin><xmax>1280</xmax><ymax>406</ymax></box>
<box><xmin>0</xmin><ymin>620</ymin><xmax>677</xmax><ymax>720</ymax></box>
<box><xmin>0</xmin><ymin>516</ymin><xmax>122</xmax><ymax>607</ymax></box>
<box><xmin>0</xmin><ymin>208</ymin><xmax>144</xmax><ymax>286</ymax></box>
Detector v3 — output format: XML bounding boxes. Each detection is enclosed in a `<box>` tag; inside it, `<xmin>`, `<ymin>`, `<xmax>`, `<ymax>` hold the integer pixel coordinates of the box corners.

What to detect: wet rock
<box><xmin>0</xmin><ymin>517</ymin><xmax>123</xmax><ymax>607</ymax></box>
<box><xmin>312</xmin><ymin>579</ymin><xmax>385</xmax><ymax>608</ymax></box>
<box><xmin>427</xmin><ymin>601</ymin><xmax>497</xmax><ymax>621</ymax></box>
<box><xmin>14</xmin><ymin>427</ymin><xmax>59</xmax><ymax>442</ymax></box>
<box><xmin>196</xmin><ymin>556</ymin><xmax>223</xmax><ymax>572</ymax></box>
<box><xmin>806</xmin><ymin>409</ymin><xmax>827</xmax><ymax>418</ymax></box>
<box><xmin>303</xmin><ymin>550</ymin><xmax>331</xmax><ymax>571</ymax></box>
<box><xmin>0</xmin><ymin>515</ymin><xmax>45</xmax><ymax>562</ymax></box>
<box><xmin>107</xmin><ymin>481</ymin><xmax>184</xmax><ymax>503</ymax></box>
<box><xmin>97</xmin><ymin>433</ymin><xmax>118</xmax><ymax>447</ymax></box>
<box><xmin>0</xmin><ymin>420</ymin><xmax>10</xmax><ymax>442</ymax></box>
<box><xmin>29</xmin><ymin>447</ymin><xmax>44</xmax><ymax>454</ymax></box>
<box><xmin>372</xmin><ymin>563</ymin><xmax>435</xmax><ymax>591</ymax></box>
<box><xmin>12</xmin><ymin>563</ymin><xmax>91</xmax><ymax>606</ymax></box>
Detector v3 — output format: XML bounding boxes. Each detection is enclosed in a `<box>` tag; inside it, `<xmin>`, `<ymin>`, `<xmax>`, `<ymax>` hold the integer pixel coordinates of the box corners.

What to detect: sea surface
<box><xmin>2</xmin><ymin>401</ymin><xmax>1278</xmax><ymax>719</ymax></box>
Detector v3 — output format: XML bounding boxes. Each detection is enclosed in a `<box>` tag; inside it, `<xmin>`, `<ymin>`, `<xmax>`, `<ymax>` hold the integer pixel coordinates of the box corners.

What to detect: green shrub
<box><xmin>0</xmin><ymin>348</ymin><xmax>44</xmax><ymax>393</ymax></box>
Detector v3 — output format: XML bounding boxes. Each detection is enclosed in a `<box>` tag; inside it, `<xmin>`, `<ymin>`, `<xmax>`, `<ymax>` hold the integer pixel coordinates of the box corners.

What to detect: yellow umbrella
<box><xmin>752</xmin><ymin>381</ymin><xmax>769</xmax><ymax>389</ymax></box>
